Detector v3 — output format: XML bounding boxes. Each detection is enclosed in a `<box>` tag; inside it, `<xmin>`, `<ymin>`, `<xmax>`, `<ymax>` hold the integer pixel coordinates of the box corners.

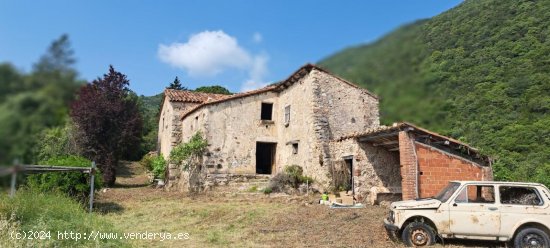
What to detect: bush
<box><xmin>267</xmin><ymin>165</ymin><xmax>314</xmax><ymax>193</ymax></box>
<box><xmin>139</xmin><ymin>152</ymin><xmax>156</xmax><ymax>171</ymax></box>
<box><xmin>151</xmin><ymin>155</ymin><xmax>167</xmax><ymax>179</ymax></box>
<box><xmin>0</xmin><ymin>190</ymin><xmax>128</xmax><ymax>247</ymax></box>
<box><xmin>262</xmin><ymin>187</ymin><xmax>272</xmax><ymax>194</ymax></box>
<box><xmin>26</xmin><ymin>155</ymin><xmax>102</xmax><ymax>203</ymax></box>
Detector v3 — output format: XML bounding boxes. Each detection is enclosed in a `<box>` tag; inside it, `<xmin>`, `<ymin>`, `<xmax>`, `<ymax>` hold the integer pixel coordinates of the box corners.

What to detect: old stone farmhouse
<box><xmin>158</xmin><ymin>64</ymin><xmax>492</xmax><ymax>204</ymax></box>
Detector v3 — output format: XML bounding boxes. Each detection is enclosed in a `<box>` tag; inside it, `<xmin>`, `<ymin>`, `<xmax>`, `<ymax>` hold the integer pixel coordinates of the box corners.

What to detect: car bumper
<box><xmin>383</xmin><ymin>218</ymin><xmax>399</xmax><ymax>241</ymax></box>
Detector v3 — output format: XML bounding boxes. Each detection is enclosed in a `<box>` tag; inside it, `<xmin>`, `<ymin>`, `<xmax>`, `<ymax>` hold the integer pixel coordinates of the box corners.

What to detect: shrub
<box><xmin>26</xmin><ymin>155</ymin><xmax>102</xmax><ymax>203</ymax></box>
<box><xmin>139</xmin><ymin>152</ymin><xmax>156</xmax><ymax>171</ymax></box>
<box><xmin>262</xmin><ymin>187</ymin><xmax>272</xmax><ymax>194</ymax></box>
<box><xmin>267</xmin><ymin>165</ymin><xmax>314</xmax><ymax>193</ymax></box>
<box><xmin>151</xmin><ymin>155</ymin><xmax>167</xmax><ymax>179</ymax></box>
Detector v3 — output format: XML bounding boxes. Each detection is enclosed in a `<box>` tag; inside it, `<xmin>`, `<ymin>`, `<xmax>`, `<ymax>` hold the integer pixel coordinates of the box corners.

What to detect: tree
<box><xmin>33</xmin><ymin>34</ymin><xmax>76</xmax><ymax>75</ymax></box>
<box><xmin>167</xmin><ymin>76</ymin><xmax>186</xmax><ymax>90</ymax></box>
<box><xmin>70</xmin><ymin>65</ymin><xmax>142</xmax><ymax>186</ymax></box>
<box><xmin>0</xmin><ymin>34</ymin><xmax>82</xmax><ymax>164</ymax></box>
<box><xmin>194</xmin><ymin>85</ymin><xmax>232</xmax><ymax>95</ymax></box>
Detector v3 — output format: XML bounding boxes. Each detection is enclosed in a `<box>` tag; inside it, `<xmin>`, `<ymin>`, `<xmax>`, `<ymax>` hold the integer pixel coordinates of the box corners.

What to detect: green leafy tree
<box><xmin>0</xmin><ymin>35</ymin><xmax>82</xmax><ymax>164</ymax></box>
<box><xmin>194</xmin><ymin>85</ymin><xmax>232</xmax><ymax>95</ymax></box>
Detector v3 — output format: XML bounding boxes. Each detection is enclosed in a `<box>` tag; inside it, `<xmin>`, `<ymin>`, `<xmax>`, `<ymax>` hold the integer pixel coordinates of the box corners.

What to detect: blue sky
<box><xmin>0</xmin><ymin>0</ymin><xmax>462</xmax><ymax>96</ymax></box>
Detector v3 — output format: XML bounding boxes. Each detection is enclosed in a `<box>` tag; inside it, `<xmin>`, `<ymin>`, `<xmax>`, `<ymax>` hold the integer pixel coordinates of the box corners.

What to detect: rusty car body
<box><xmin>384</xmin><ymin>181</ymin><xmax>550</xmax><ymax>247</ymax></box>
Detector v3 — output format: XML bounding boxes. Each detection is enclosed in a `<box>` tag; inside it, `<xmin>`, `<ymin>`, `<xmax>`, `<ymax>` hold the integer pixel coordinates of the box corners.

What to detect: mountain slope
<box><xmin>320</xmin><ymin>0</ymin><xmax>550</xmax><ymax>185</ymax></box>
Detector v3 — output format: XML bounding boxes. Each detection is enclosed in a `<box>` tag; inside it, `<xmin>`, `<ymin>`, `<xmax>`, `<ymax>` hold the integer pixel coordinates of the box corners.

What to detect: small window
<box><xmin>292</xmin><ymin>143</ymin><xmax>298</xmax><ymax>154</ymax></box>
<box><xmin>455</xmin><ymin>185</ymin><xmax>495</xmax><ymax>204</ymax></box>
<box><xmin>284</xmin><ymin>105</ymin><xmax>291</xmax><ymax>125</ymax></box>
<box><xmin>500</xmin><ymin>186</ymin><xmax>543</xmax><ymax>205</ymax></box>
<box><xmin>261</xmin><ymin>103</ymin><xmax>273</xmax><ymax>120</ymax></box>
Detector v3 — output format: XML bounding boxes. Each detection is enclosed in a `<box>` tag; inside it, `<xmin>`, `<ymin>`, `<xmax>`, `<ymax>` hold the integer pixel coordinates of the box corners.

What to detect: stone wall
<box><xmin>157</xmin><ymin>99</ymin><xmax>199</xmax><ymax>159</ymax></box>
<box><xmin>181</xmin><ymin>90</ymin><xmax>279</xmax><ymax>175</ymax></box>
<box><xmin>330</xmin><ymin>138</ymin><xmax>401</xmax><ymax>204</ymax></box>
<box><xmin>173</xmin><ymin>68</ymin><xmax>381</xmax><ymax>192</ymax></box>
<box><xmin>310</xmin><ymin>69</ymin><xmax>380</xmax><ymax>186</ymax></box>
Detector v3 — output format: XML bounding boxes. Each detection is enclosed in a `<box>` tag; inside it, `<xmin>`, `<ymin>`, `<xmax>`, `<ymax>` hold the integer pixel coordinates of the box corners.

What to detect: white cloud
<box><xmin>241</xmin><ymin>54</ymin><xmax>269</xmax><ymax>91</ymax></box>
<box><xmin>252</xmin><ymin>32</ymin><xmax>263</xmax><ymax>43</ymax></box>
<box><xmin>158</xmin><ymin>30</ymin><xmax>269</xmax><ymax>92</ymax></box>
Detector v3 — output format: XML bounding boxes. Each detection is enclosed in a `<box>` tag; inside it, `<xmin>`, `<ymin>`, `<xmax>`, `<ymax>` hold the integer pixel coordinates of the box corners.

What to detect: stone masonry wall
<box><xmin>181</xmin><ymin>91</ymin><xmax>280</xmax><ymax>175</ymax></box>
<box><xmin>330</xmin><ymin>138</ymin><xmax>401</xmax><ymax>204</ymax></box>
<box><xmin>158</xmin><ymin>100</ymin><xmax>199</xmax><ymax>159</ymax></box>
<box><xmin>173</xmin><ymin>68</ymin><xmax>381</xmax><ymax>192</ymax></box>
<box><xmin>310</xmin><ymin>69</ymin><xmax>380</xmax><ymax>187</ymax></box>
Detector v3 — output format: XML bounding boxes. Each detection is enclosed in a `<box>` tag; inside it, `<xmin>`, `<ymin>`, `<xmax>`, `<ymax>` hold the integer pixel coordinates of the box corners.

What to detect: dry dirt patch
<box><xmin>95</xmin><ymin>162</ymin><xmax>503</xmax><ymax>248</ymax></box>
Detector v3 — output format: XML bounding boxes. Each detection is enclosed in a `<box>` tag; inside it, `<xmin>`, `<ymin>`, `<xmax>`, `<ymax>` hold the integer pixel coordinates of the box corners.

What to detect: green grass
<box><xmin>0</xmin><ymin>190</ymin><xmax>129</xmax><ymax>248</ymax></box>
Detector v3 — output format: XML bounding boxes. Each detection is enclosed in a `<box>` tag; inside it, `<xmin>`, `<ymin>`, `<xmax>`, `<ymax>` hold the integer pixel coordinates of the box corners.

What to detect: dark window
<box><xmin>261</xmin><ymin>103</ymin><xmax>273</xmax><ymax>120</ymax></box>
<box><xmin>500</xmin><ymin>186</ymin><xmax>543</xmax><ymax>205</ymax></box>
<box><xmin>292</xmin><ymin>143</ymin><xmax>298</xmax><ymax>154</ymax></box>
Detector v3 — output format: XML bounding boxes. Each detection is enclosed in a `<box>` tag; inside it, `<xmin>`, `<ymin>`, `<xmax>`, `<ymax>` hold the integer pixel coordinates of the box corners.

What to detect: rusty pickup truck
<box><xmin>384</xmin><ymin>181</ymin><xmax>550</xmax><ymax>247</ymax></box>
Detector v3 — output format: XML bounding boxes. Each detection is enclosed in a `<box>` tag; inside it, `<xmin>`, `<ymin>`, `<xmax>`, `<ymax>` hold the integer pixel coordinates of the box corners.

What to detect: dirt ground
<box><xmin>95</xmin><ymin>162</ymin><xmax>505</xmax><ymax>248</ymax></box>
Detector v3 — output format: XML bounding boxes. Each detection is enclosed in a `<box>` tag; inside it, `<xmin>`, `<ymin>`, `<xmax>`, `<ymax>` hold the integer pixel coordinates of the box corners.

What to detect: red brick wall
<box><xmin>415</xmin><ymin>142</ymin><xmax>488</xmax><ymax>198</ymax></box>
<box><xmin>398</xmin><ymin>131</ymin><xmax>417</xmax><ymax>200</ymax></box>
<box><xmin>399</xmin><ymin>131</ymin><xmax>493</xmax><ymax>200</ymax></box>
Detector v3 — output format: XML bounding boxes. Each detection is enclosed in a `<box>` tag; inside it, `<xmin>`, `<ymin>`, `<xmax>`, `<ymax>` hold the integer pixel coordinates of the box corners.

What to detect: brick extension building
<box><xmin>158</xmin><ymin>64</ymin><xmax>493</xmax><ymax>204</ymax></box>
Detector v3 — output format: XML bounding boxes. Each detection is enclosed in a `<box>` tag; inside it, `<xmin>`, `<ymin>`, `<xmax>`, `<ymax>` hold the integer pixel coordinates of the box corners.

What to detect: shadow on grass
<box><xmin>95</xmin><ymin>202</ymin><xmax>125</xmax><ymax>214</ymax></box>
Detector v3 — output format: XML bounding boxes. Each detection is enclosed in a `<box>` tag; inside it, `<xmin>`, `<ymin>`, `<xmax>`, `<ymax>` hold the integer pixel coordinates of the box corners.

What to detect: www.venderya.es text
<box><xmin>10</xmin><ymin>230</ymin><xmax>190</xmax><ymax>242</ymax></box>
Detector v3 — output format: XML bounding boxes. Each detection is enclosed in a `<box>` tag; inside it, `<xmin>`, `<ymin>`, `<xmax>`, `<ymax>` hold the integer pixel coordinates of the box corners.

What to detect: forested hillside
<box><xmin>320</xmin><ymin>0</ymin><xmax>550</xmax><ymax>185</ymax></box>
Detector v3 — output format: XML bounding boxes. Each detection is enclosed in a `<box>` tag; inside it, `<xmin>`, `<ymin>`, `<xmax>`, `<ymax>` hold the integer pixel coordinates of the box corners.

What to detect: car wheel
<box><xmin>514</xmin><ymin>227</ymin><xmax>550</xmax><ymax>248</ymax></box>
<box><xmin>401</xmin><ymin>221</ymin><xmax>436</xmax><ymax>247</ymax></box>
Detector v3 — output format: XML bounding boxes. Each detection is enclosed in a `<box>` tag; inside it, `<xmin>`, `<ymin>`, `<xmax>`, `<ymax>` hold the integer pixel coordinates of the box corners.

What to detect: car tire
<box><xmin>514</xmin><ymin>227</ymin><xmax>550</xmax><ymax>248</ymax></box>
<box><xmin>401</xmin><ymin>221</ymin><xmax>437</xmax><ymax>247</ymax></box>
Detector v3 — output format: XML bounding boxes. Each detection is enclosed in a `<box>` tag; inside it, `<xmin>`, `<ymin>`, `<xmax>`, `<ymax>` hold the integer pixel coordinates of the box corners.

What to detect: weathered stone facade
<box><xmin>330</xmin><ymin>138</ymin><xmax>401</xmax><ymax>204</ymax></box>
<box><xmin>177</xmin><ymin>65</ymin><xmax>379</xmax><ymax>188</ymax></box>
<box><xmin>158</xmin><ymin>64</ymin><xmax>493</xmax><ymax>204</ymax></box>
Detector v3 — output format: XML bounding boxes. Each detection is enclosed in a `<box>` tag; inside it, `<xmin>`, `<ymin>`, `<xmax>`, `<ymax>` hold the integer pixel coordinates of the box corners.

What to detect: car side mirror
<box><xmin>452</xmin><ymin>203</ymin><xmax>458</xmax><ymax>207</ymax></box>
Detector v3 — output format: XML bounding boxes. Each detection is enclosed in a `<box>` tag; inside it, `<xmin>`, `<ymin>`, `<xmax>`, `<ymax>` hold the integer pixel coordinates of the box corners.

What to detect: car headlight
<box><xmin>388</xmin><ymin>210</ymin><xmax>395</xmax><ymax>223</ymax></box>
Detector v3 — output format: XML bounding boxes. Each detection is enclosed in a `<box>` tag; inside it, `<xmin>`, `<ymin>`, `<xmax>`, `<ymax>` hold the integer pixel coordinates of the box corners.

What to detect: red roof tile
<box><xmin>164</xmin><ymin>89</ymin><xmax>229</xmax><ymax>103</ymax></box>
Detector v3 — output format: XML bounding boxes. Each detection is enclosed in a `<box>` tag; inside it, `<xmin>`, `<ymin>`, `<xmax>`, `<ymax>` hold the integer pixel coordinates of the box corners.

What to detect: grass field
<box><xmin>2</xmin><ymin>161</ymin><xmax>505</xmax><ymax>247</ymax></box>
<box><xmin>96</xmin><ymin>162</ymin><xmax>505</xmax><ymax>248</ymax></box>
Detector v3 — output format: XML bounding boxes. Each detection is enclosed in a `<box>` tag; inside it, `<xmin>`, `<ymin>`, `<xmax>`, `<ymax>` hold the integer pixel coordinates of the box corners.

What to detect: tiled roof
<box><xmin>180</xmin><ymin>63</ymin><xmax>378</xmax><ymax>120</ymax></box>
<box><xmin>164</xmin><ymin>89</ymin><xmax>229</xmax><ymax>103</ymax></box>
<box><xmin>335</xmin><ymin>125</ymin><xmax>399</xmax><ymax>141</ymax></box>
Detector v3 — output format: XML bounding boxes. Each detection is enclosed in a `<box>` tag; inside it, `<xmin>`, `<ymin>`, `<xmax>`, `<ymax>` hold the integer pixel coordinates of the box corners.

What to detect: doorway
<box><xmin>256</xmin><ymin>142</ymin><xmax>276</xmax><ymax>174</ymax></box>
<box><xmin>344</xmin><ymin>156</ymin><xmax>354</xmax><ymax>194</ymax></box>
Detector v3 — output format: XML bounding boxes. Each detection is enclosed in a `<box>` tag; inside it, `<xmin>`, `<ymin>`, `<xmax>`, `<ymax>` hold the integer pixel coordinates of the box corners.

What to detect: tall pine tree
<box><xmin>167</xmin><ymin>76</ymin><xmax>186</xmax><ymax>90</ymax></box>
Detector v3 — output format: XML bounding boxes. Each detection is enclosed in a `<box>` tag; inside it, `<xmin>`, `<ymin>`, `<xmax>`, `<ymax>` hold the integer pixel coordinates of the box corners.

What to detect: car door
<box><xmin>498</xmin><ymin>185</ymin><xmax>547</xmax><ymax>238</ymax></box>
<box><xmin>449</xmin><ymin>184</ymin><xmax>501</xmax><ymax>237</ymax></box>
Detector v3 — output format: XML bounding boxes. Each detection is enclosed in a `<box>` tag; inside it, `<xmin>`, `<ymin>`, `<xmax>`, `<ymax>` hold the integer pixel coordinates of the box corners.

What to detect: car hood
<box><xmin>391</xmin><ymin>198</ymin><xmax>442</xmax><ymax>210</ymax></box>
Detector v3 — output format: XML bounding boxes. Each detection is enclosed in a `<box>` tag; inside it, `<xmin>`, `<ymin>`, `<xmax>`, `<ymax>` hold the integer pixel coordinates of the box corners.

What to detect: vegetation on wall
<box><xmin>320</xmin><ymin>0</ymin><xmax>550</xmax><ymax>185</ymax></box>
<box><xmin>169</xmin><ymin>132</ymin><xmax>208</xmax><ymax>170</ymax></box>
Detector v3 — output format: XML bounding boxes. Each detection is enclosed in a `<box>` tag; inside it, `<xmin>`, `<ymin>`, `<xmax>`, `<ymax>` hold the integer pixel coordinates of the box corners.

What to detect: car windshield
<box><xmin>435</xmin><ymin>182</ymin><xmax>461</xmax><ymax>202</ymax></box>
